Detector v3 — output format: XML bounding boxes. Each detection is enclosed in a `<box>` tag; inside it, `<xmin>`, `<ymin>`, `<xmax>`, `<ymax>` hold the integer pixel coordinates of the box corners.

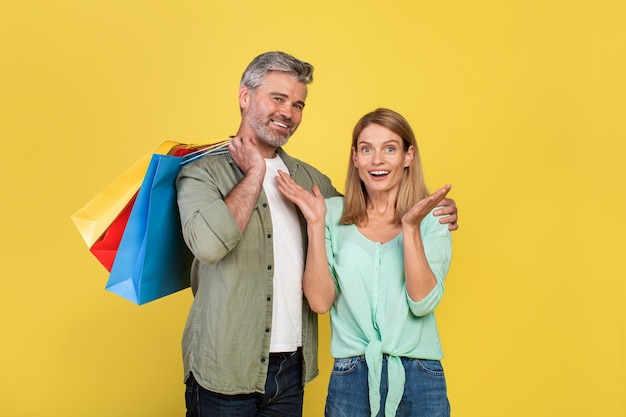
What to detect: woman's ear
<box><xmin>404</xmin><ymin>145</ymin><xmax>415</xmax><ymax>167</ymax></box>
<box><xmin>351</xmin><ymin>147</ymin><xmax>358</xmax><ymax>166</ymax></box>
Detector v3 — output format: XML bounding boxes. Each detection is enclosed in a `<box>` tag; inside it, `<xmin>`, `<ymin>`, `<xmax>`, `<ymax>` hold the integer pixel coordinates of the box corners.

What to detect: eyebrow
<box><xmin>357</xmin><ymin>139</ymin><xmax>402</xmax><ymax>146</ymax></box>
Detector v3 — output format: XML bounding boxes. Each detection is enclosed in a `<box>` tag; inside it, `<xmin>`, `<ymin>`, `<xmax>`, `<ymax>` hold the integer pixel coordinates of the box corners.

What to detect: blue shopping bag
<box><xmin>105</xmin><ymin>153</ymin><xmax>192</xmax><ymax>305</ymax></box>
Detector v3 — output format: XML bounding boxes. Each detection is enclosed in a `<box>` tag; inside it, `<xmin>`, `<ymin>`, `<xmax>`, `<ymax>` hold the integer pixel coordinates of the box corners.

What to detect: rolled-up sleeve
<box><xmin>176</xmin><ymin>158</ymin><xmax>243</xmax><ymax>265</ymax></box>
<box><xmin>406</xmin><ymin>210</ymin><xmax>452</xmax><ymax>317</ymax></box>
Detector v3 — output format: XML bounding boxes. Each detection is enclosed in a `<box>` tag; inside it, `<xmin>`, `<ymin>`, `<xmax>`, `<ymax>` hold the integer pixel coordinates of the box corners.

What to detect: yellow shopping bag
<box><xmin>71</xmin><ymin>140</ymin><xmax>180</xmax><ymax>247</ymax></box>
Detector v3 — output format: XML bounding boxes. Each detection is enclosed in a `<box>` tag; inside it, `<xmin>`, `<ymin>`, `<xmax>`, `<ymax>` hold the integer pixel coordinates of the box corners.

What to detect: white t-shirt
<box><xmin>263</xmin><ymin>156</ymin><xmax>304</xmax><ymax>352</ymax></box>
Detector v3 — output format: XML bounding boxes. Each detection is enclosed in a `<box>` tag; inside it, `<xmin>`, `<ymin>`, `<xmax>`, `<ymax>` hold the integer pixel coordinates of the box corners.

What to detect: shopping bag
<box><xmin>103</xmin><ymin>140</ymin><xmax>231</xmax><ymax>304</ymax></box>
<box><xmin>105</xmin><ymin>153</ymin><xmax>192</xmax><ymax>304</ymax></box>
<box><xmin>88</xmin><ymin>192</ymin><xmax>137</xmax><ymax>271</ymax></box>
<box><xmin>71</xmin><ymin>140</ymin><xmax>180</xmax><ymax>247</ymax></box>
<box><xmin>75</xmin><ymin>140</ymin><xmax>226</xmax><ymax>270</ymax></box>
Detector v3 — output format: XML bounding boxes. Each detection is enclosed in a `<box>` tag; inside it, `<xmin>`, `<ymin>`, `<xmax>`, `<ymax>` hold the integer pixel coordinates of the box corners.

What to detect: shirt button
<box><xmin>267</xmin><ymin>233</ymin><xmax>272</xmax><ymax>239</ymax></box>
<box><xmin>265</xmin><ymin>328</ymin><xmax>270</xmax><ymax>333</ymax></box>
<box><xmin>260</xmin><ymin>357</ymin><xmax>266</xmax><ymax>363</ymax></box>
<box><xmin>262</xmin><ymin>203</ymin><xmax>268</xmax><ymax>208</ymax></box>
<box><xmin>267</xmin><ymin>296</ymin><xmax>271</xmax><ymax>302</ymax></box>
<box><xmin>267</xmin><ymin>265</ymin><xmax>272</xmax><ymax>270</ymax></box>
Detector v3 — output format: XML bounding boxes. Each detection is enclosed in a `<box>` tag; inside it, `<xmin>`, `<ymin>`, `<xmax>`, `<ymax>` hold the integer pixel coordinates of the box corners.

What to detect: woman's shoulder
<box><xmin>325</xmin><ymin>196</ymin><xmax>345</xmax><ymax>223</ymax></box>
<box><xmin>325</xmin><ymin>196</ymin><xmax>344</xmax><ymax>211</ymax></box>
<box><xmin>421</xmin><ymin>207</ymin><xmax>452</xmax><ymax>237</ymax></box>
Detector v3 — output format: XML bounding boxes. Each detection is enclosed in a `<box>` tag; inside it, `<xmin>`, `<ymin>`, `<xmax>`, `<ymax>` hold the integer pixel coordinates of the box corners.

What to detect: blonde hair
<box><xmin>340</xmin><ymin>108</ymin><xmax>429</xmax><ymax>225</ymax></box>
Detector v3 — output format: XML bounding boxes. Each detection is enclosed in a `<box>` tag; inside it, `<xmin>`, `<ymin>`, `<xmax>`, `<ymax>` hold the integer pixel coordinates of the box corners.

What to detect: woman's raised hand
<box><xmin>402</xmin><ymin>184</ymin><xmax>452</xmax><ymax>227</ymax></box>
<box><xmin>275</xmin><ymin>170</ymin><xmax>327</xmax><ymax>225</ymax></box>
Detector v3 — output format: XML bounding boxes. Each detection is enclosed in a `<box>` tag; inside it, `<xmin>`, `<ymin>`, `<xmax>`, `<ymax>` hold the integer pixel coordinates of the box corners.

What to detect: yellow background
<box><xmin>1</xmin><ymin>0</ymin><xmax>625</xmax><ymax>416</ymax></box>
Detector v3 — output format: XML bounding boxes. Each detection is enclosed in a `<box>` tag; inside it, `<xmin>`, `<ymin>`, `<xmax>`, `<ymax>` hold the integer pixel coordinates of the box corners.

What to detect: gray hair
<box><xmin>240</xmin><ymin>51</ymin><xmax>314</xmax><ymax>90</ymax></box>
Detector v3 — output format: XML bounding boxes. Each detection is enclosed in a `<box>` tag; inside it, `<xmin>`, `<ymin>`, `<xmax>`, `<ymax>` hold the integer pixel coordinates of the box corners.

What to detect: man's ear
<box><xmin>239</xmin><ymin>85</ymin><xmax>250</xmax><ymax>110</ymax></box>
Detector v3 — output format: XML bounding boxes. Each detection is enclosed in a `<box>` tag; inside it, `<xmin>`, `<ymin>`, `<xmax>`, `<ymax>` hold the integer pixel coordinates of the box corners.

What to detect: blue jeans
<box><xmin>185</xmin><ymin>349</ymin><xmax>304</xmax><ymax>417</ymax></box>
<box><xmin>325</xmin><ymin>356</ymin><xmax>450</xmax><ymax>417</ymax></box>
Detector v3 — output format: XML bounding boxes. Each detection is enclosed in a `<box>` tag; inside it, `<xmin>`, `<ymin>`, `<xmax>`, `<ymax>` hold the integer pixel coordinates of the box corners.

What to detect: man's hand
<box><xmin>433</xmin><ymin>193</ymin><xmax>459</xmax><ymax>231</ymax></box>
<box><xmin>227</xmin><ymin>136</ymin><xmax>265</xmax><ymax>177</ymax></box>
<box><xmin>224</xmin><ymin>136</ymin><xmax>266</xmax><ymax>232</ymax></box>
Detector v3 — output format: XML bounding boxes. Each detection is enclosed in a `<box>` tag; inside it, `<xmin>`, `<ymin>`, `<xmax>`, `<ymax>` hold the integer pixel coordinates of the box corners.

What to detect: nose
<box><xmin>278</xmin><ymin>103</ymin><xmax>293</xmax><ymax>120</ymax></box>
<box><xmin>372</xmin><ymin>150</ymin><xmax>383</xmax><ymax>164</ymax></box>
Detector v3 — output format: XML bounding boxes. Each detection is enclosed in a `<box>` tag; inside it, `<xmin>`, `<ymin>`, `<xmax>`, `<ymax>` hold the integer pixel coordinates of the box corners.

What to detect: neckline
<box><xmin>352</xmin><ymin>224</ymin><xmax>402</xmax><ymax>246</ymax></box>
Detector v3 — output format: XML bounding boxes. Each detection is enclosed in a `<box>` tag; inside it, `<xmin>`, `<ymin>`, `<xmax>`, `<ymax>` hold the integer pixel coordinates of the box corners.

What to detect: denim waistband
<box><xmin>269</xmin><ymin>346</ymin><xmax>302</xmax><ymax>360</ymax></box>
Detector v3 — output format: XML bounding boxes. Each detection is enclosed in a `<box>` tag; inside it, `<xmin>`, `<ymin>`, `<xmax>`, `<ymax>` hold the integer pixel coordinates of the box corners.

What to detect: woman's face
<box><xmin>352</xmin><ymin>123</ymin><xmax>414</xmax><ymax>196</ymax></box>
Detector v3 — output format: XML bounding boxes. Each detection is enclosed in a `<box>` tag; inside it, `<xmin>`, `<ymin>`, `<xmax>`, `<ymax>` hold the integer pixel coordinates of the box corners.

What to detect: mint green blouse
<box><xmin>324</xmin><ymin>197</ymin><xmax>452</xmax><ymax>417</ymax></box>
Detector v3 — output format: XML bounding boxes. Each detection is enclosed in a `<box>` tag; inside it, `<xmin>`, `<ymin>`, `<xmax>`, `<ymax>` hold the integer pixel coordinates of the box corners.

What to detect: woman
<box><xmin>276</xmin><ymin>108</ymin><xmax>452</xmax><ymax>417</ymax></box>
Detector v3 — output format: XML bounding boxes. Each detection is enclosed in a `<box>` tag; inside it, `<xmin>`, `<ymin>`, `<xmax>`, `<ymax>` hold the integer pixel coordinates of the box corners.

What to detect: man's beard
<box><xmin>248</xmin><ymin>109</ymin><xmax>293</xmax><ymax>148</ymax></box>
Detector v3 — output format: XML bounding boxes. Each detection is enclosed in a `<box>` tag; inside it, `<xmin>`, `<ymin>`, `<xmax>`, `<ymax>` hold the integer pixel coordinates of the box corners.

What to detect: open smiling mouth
<box><xmin>272</xmin><ymin>120</ymin><xmax>290</xmax><ymax>129</ymax></box>
<box><xmin>369</xmin><ymin>170</ymin><xmax>390</xmax><ymax>177</ymax></box>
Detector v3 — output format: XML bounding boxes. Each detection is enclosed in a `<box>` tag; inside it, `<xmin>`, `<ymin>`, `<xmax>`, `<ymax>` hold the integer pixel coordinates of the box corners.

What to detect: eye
<box><xmin>385</xmin><ymin>146</ymin><xmax>396</xmax><ymax>153</ymax></box>
<box><xmin>293</xmin><ymin>103</ymin><xmax>303</xmax><ymax>111</ymax></box>
<box><xmin>360</xmin><ymin>146</ymin><xmax>371</xmax><ymax>154</ymax></box>
<box><xmin>273</xmin><ymin>97</ymin><xmax>283</xmax><ymax>103</ymax></box>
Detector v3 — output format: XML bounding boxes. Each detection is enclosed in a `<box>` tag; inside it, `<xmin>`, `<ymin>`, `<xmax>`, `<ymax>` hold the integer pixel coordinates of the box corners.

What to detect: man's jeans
<box><xmin>325</xmin><ymin>355</ymin><xmax>450</xmax><ymax>417</ymax></box>
<box><xmin>185</xmin><ymin>349</ymin><xmax>304</xmax><ymax>417</ymax></box>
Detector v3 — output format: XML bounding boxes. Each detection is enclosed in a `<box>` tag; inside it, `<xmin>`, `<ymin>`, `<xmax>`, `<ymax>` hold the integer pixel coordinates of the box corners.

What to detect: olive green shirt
<box><xmin>176</xmin><ymin>147</ymin><xmax>340</xmax><ymax>395</ymax></box>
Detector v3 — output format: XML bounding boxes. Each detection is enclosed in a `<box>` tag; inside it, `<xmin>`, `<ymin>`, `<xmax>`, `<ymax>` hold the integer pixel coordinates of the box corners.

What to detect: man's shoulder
<box><xmin>179</xmin><ymin>152</ymin><xmax>232</xmax><ymax>174</ymax></box>
<box><xmin>279</xmin><ymin>149</ymin><xmax>324</xmax><ymax>174</ymax></box>
<box><xmin>278</xmin><ymin>149</ymin><xmax>339</xmax><ymax>197</ymax></box>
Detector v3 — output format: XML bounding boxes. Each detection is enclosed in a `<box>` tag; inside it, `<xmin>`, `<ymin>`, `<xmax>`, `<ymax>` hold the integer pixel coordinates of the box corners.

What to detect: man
<box><xmin>176</xmin><ymin>51</ymin><xmax>459</xmax><ymax>417</ymax></box>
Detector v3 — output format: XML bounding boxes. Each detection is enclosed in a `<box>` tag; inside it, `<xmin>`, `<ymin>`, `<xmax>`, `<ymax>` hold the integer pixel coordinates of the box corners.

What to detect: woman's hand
<box><xmin>275</xmin><ymin>170</ymin><xmax>327</xmax><ymax>225</ymax></box>
<box><xmin>277</xmin><ymin>170</ymin><xmax>335</xmax><ymax>312</ymax></box>
<box><xmin>402</xmin><ymin>184</ymin><xmax>452</xmax><ymax>228</ymax></box>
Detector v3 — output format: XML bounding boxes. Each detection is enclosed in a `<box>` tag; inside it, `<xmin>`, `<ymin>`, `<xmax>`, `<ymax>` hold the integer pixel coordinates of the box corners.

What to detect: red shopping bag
<box><xmin>89</xmin><ymin>193</ymin><xmax>137</xmax><ymax>271</ymax></box>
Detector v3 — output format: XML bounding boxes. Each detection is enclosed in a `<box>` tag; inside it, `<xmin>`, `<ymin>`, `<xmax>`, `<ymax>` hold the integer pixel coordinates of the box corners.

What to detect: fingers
<box><xmin>276</xmin><ymin>170</ymin><xmax>298</xmax><ymax>190</ymax></box>
<box><xmin>402</xmin><ymin>184</ymin><xmax>454</xmax><ymax>227</ymax></box>
<box><xmin>431</xmin><ymin>184</ymin><xmax>452</xmax><ymax>202</ymax></box>
<box><xmin>227</xmin><ymin>135</ymin><xmax>242</xmax><ymax>148</ymax></box>
<box><xmin>436</xmin><ymin>209</ymin><xmax>458</xmax><ymax>223</ymax></box>
<box><xmin>275</xmin><ymin>172</ymin><xmax>326</xmax><ymax>223</ymax></box>
<box><xmin>431</xmin><ymin>186</ymin><xmax>459</xmax><ymax>231</ymax></box>
<box><xmin>228</xmin><ymin>136</ymin><xmax>265</xmax><ymax>176</ymax></box>
<box><xmin>228</xmin><ymin>135</ymin><xmax>255</xmax><ymax>151</ymax></box>
<box><xmin>437</xmin><ymin>197</ymin><xmax>455</xmax><ymax>208</ymax></box>
<box><xmin>439</xmin><ymin>215</ymin><xmax>459</xmax><ymax>231</ymax></box>
<box><xmin>433</xmin><ymin>204</ymin><xmax>454</xmax><ymax>216</ymax></box>
<box><xmin>433</xmin><ymin>196</ymin><xmax>457</xmax><ymax>217</ymax></box>
<box><xmin>275</xmin><ymin>170</ymin><xmax>303</xmax><ymax>201</ymax></box>
<box><xmin>421</xmin><ymin>185</ymin><xmax>451</xmax><ymax>212</ymax></box>
<box><xmin>311</xmin><ymin>184</ymin><xmax>322</xmax><ymax>198</ymax></box>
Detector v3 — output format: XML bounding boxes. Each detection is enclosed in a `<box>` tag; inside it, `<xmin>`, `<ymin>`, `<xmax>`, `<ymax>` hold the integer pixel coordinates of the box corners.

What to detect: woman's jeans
<box><xmin>325</xmin><ymin>355</ymin><xmax>450</xmax><ymax>417</ymax></box>
<box><xmin>185</xmin><ymin>349</ymin><xmax>304</xmax><ymax>417</ymax></box>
